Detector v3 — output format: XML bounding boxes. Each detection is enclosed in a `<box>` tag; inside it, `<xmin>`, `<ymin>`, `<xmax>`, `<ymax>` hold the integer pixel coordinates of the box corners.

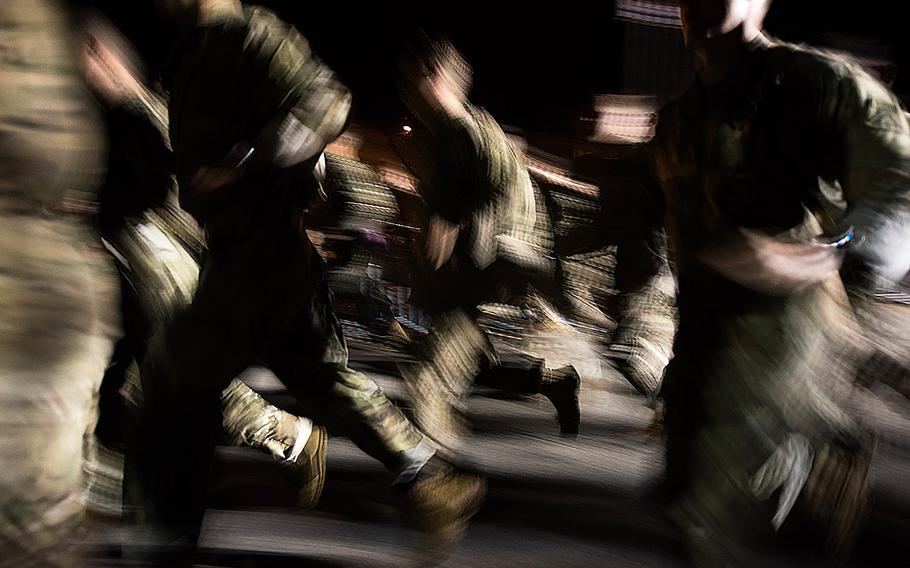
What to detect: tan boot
<box><xmin>399</xmin><ymin>456</ymin><xmax>486</xmax><ymax>566</ymax></box>
<box><xmin>293</xmin><ymin>424</ymin><xmax>328</xmax><ymax>509</ymax></box>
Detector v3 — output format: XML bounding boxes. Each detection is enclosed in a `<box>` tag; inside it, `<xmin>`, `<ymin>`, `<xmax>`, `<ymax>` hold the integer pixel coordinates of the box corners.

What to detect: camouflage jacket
<box><xmin>421</xmin><ymin>105</ymin><xmax>537</xmax><ymax>271</ymax></box>
<box><xmin>655</xmin><ymin>34</ymin><xmax>910</xmax><ymax>317</ymax></box>
<box><xmin>165</xmin><ymin>4</ymin><xmax>351</xmax><ymax>221</ymax></box>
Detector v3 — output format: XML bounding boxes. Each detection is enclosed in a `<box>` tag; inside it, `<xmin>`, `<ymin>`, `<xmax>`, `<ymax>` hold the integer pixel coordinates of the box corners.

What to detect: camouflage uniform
<box><xmin>126</xmin><ymin>6</ymin><xmax>430</xmax><ymax>562</ymax></box>
<box><xmin>572</xmin><ymin>153</ymin><xmax>677</xmax><ymax>399</ymax></box>
<box><xmin>95</xmin><ymin>98</ymin><xmax>316</xmax><ymax>465</ymax></box>
<box><xmin>0</xmin><ymin>1</ymin><xmax>114</xmax><ymax>564</ymax></box>
<box><xmin>606</xmin><ymin>256</ymin><xmax>676</xmax><ymax>401</ymax></box>
<box><xmin>400</xmin><ymin>106</ymin><xmax>569</xmax><ymax>452</ymax></box>
<box><xmin>655</xmin><ymin>34</ymin><xmax>910</xmax><ymax>564</ymax></box>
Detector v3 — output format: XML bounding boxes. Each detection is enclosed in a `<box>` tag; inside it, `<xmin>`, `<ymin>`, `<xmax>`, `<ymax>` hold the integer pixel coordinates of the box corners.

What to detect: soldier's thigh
<box><xmin>141</xmin><ymin>271</ymin><xmax>254</xmax><ymax>403</ymax></box>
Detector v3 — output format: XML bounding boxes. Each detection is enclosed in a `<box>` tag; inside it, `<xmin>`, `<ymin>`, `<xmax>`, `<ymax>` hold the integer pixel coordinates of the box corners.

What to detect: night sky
<box><xmin>79</xmin><ymin>1</ymin><xmax>906</xmax><ymax>136</ymax></box>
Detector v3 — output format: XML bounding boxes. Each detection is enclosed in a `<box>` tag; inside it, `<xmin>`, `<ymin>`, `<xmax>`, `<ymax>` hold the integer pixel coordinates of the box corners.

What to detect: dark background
<box><xmin>75</xmin><ymin>1</ymin><xmax>907</xmax><ymax>135</ymax></box>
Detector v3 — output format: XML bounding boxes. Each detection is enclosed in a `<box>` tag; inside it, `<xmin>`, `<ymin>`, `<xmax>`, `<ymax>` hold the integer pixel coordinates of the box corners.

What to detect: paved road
<box><xmin>81</xmin><ymin>341</ymin><xmax>910</xmax><ymax>567</ymax></box>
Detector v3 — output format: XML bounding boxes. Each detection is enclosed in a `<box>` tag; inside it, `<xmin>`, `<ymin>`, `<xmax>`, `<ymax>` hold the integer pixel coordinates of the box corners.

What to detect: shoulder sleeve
<box><xmin>809</xmin><ymin>53</ymin><xmax>910</xmax><ymax>281</ymax></box>
<box><xmin>246</xmin><ymin>8</ymin><xmax>352</xmax><ymax>163</ymax></box>
<box><xmin>425</xmin><ymin>107</ymin><xmax>507</xmax><ymax>225</ymax></box>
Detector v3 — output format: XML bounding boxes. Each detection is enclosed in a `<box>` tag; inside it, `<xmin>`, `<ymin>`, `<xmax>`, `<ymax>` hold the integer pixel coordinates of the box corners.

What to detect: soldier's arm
<box><xmin>186</xmin><ymin>12</ymin><xmax>352</xmax><ymax>212</ymax></box>
<box><xmin>655</xmin><ymin>95</ymin><xmax>842</xmax><ymax>295</ymax></box>
<box><xmin>427</xmin><ymin>108</ymin><xmax>508</xmax><ymax>226</ymax></box>
<box><xmin>113</xmin><ymin>102</ymin><xmax>174</xmax><ymax>209</ymax></box>
<box><xmin>823</xmin><ymin>62</ymin><xmax>910</xmax><ymax>283</ymax></box>
<box><xmin>252</xmin><ymin>18</ymin><xmax>352</xmax><ymax>170</ymax></box>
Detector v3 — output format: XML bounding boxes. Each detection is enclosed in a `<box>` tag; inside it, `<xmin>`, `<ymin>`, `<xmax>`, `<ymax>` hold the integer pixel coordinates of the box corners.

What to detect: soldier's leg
<box><xmin>267</xmin><ymin>280</ymin><xmax>432</xmax><ymax>474</ymax></box>
<box><xmin>266</xmin><ymin>278</ymin><xmax>484</xmax><ymax>564</ymax></box>
<box><xmin>475</xmin><ymin>358</ymin><xmax>581</xmax><ymax>435</ymax></box>
<box><xmin>220</xmin><ymin>378</ymin><xmax>312</xmax><ymax>461</ymax></box>
<box><xmin>123</xmin><ymin>263</ymin><xmax>254</xmax><ymax>566</ymax></box>
<box><xmin>219</xmin><ymin>377</ymin><xmax>325</xmax><ymax>508</ymax></box>
<box><xmin>112</xmin><ymin>365</ymin><xmax>321</xmax><ymax>519</ymax></box>
<box><xmin>1</xmin><ymin>0</ymin><xmax>112</xmax><ymax>559</ymax></box>
<box><xmin>607</xmin><ymin>238</ymin><xmax>676</xmax><ymax>401</ymax></box>
<box><xmin>95</xmin><ymin>257</ymin><xmax>151</xmax><ymax>446</ymax></box>
<box><xmin>475</xmin><ymin>358</ymin><xmax>543</xmax><ymax>393</ymax></box>
<box><xmin>117</xmin><ymin>216</ymin><xmax>320</xmax><ymax>465</ymax></box>
<box><xmin>0</xmin><ymin>216</ymin><xmax>116</xmax><ymax>566</ymax></box>
<box><xmin>292</xmin><ymin>356</ymin><xmax>484</xmax><ymax>564</ymax></box>
<box><xmin>397</xmin><ymin>309</ymin><xmax>497</xmax><ymax>456</ymax></box>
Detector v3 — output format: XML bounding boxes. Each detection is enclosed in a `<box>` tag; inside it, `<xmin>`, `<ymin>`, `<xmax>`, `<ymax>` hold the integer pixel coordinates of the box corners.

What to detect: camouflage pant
<box><xmin>124</xmin><ymin>217</ymin><xmax>427</xmax><ymax>562</ymax></box>
<box><xmin>1</xmin><ymin>1</ymin><xmax>110</xmax><ymax>562</ymax></box>
<box><xmin>400</xmin><ymin>306</ymin><xmax>554</xmax><ymax>456</ymax></box>
<box><xmin>0</xmin><ymin>215</ymin><xmax>116</xmax><ymax>566</ymax></box>
<box><xmin>401</xmin><ymin>309</ymin><xmax>494</xmax><ymax>454</ymax></box>
<box><xmin>106</xmin><ymin>213</ymin><xmax>309</xmax><ymax>461</ymax></box>
<box><xmin>606</xmin><ymin>260</ymin><xmax>676</xmax><ymax>399</ymax></box>
<box><xmin>664</xmin><ymin>277</ymin><xmax>872</xmax><ymax>565</ymax></box>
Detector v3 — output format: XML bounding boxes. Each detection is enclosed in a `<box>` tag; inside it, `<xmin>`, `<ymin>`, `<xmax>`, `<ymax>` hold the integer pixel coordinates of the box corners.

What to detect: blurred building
<box><xmin>578</xmin><ymin>0</ymin><xmax>692</xmax><ymax>150</ymax></box>
<box><xmin>615</xmin><ymin>0</ymin><xmax>692</xmax><ymax>104</ymax></box>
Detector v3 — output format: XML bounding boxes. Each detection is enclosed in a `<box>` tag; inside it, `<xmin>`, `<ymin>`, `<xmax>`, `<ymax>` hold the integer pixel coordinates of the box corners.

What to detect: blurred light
<box><xmin>590</xmin><ymin>94</ymin><xmax>658</xmax><ymax>144</ymax></box>
<box><xmin>402</xmin><ymin>124</ymin><xmax>412</xmax><ymax>134</ymax></box>
<box><xmin>615</xmin><ymin>0</ymin><xmax>682</xmax><ymax>29</ymax></box>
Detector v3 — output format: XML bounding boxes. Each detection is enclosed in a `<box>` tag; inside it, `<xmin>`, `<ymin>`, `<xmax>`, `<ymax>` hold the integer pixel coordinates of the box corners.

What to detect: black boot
<box><xmin>540</xmin><ymin>366</ymin><xmax>581</xmax><ymax>435</ymax></box>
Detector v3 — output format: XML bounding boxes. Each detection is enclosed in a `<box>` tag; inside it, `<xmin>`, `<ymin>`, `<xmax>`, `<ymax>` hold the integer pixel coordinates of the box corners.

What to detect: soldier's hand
<box><xmin>425</xmin><ymin>215</ymin><xmax>459</xmax><ymax>270</ymax></box>
<box><xmin>698</xmin><ymin>228</ymin><xmax>844</xmax><ymax>295</ymax></box>
<box><xmin>82</xmin><ymin>35</ymin><xmax>144</xmax><ymax>105</ymax></box>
